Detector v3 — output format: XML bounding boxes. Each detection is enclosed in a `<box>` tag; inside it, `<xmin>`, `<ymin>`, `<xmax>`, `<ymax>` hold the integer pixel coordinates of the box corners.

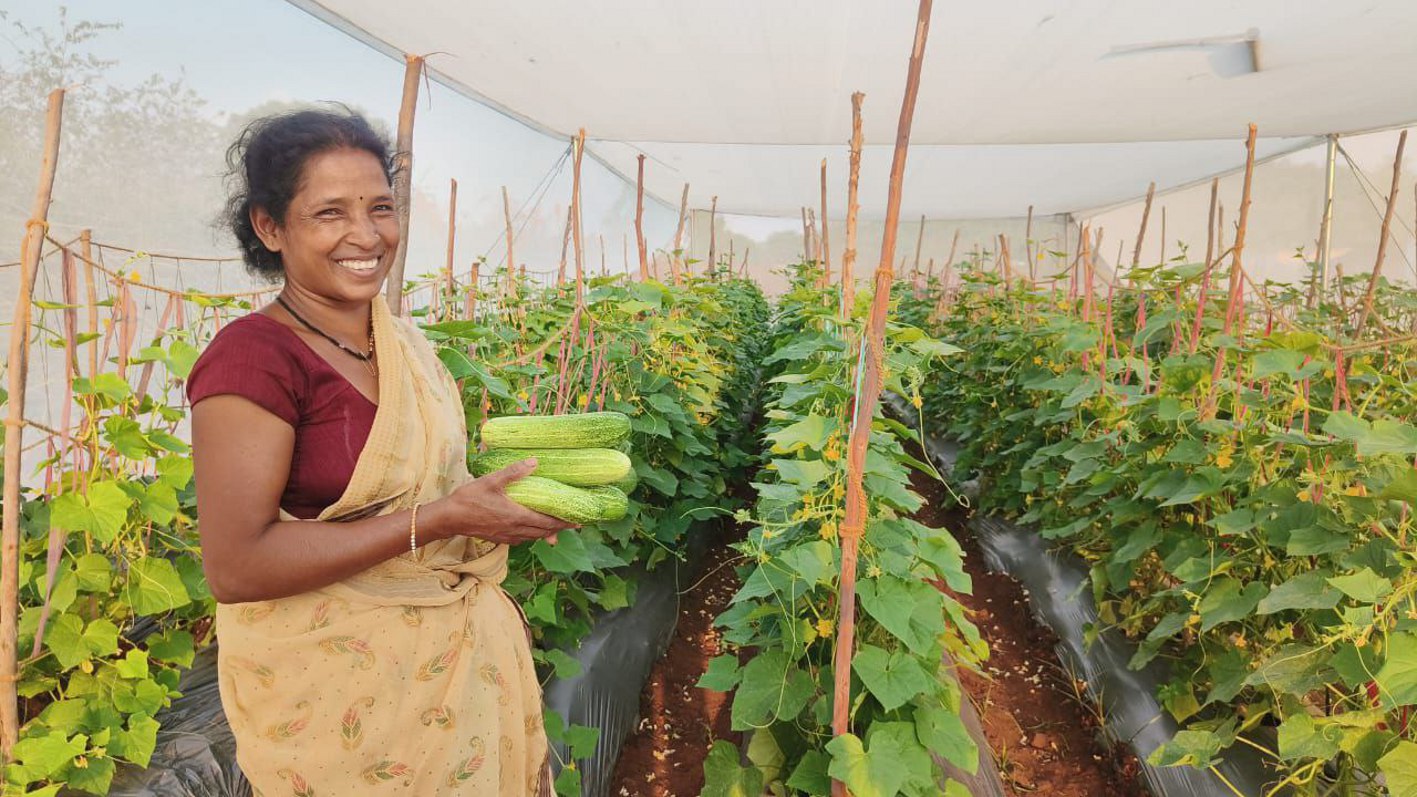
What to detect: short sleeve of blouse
<box><xmin>186</xmin><ymin>316</ymin><xmax>304</xmax><ymax>427</ymax></box>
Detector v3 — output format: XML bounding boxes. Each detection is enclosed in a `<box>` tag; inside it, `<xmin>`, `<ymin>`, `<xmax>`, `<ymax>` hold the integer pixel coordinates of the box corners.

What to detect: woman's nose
<box><xmin>347</xmin><ymin>210</ymin><xmax>382</xmax><ymax>248</ymax></box>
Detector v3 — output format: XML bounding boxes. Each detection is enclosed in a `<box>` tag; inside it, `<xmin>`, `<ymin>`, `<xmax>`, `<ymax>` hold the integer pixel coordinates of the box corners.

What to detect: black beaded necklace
<box><xmin>275</xmin><ymin>295</ymin><xmax>377</xmax><ymax>376</ymax></box>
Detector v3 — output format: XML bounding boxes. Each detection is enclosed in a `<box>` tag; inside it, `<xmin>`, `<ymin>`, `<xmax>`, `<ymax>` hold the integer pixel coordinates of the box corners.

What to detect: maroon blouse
<box><xmin>186</xmin><ymin>313</ymin><xmax>377</xmax><ymax>519</ymax></box>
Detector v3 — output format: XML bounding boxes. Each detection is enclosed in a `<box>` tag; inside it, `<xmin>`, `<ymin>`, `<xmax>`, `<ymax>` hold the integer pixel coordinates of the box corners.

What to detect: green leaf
<box><xmin>145</xmin><ymin>628</ymin><xmax>195</xmax><ymax>667</ymax></box>
<box><xmin>564</xmin><ymin>723</ymin><xmax>599</xmax><ymax>760</ymax></box>
<box><xmin>768</xmin><ymin>414</ymin><xmax>835</xmax><ymax>454</ymax></box>
<box><xmin>122</xmin><ymin>557</ymin><xmax>192</xmax><ymax>615</ymax></box>
<box><xmin>597</xmin><ymin>573</ymin><xmax>630</xmax><ymax>611</ymax></box>
<box><xmin>697</xmin><ymin>654</ymin><xmax>741</xmax><ymax>691</ymax></box>
<box><xmin>1196</xmin><ymin>577</ymin><xmax>1267</xmax><ymax>631</ymax></box>
<box><xmin>1277</xmin><ymin>713</ymin><xmax>1342</xmax><ymax>761</ymax></box>
<box><xmin>1148</xmin><ymin>728</ymin><xmax>1225</xmax><ymax>768</ymax></box>
<box><xmin>772</xmin><ymin>458</ymin><xmax>831</xmax><ymax>488</ymax></box>
<box><xmin>858</xmin><ymin>575</ymin><xmax>945</xmax><ymax>655</ymax></box>
<box><xmin>531</xmin><ymin>534</ymin><xmax>595</xmax><ymax>574</ymax></box>
<box><xmin>786</xmin><ymin>750</ymin><xmax>833</xmax><ymax>794</ymax></box>
<box><xmin>826</xmin><ymin>731</ymin><xmax>908</xmax><ymax>797</ymax></box>
<box><xmin>103</xmin><ymin>417</ymin><xmax>152</xmax><ymax>459</ymax></box>
<box><xmin>113</xmin><ymin>649</ymin><xmax>150</xmax><ymax>680</ymax></box>
<box><xmin>42</xmin><ymin>614</ymin><xmax>90</xmax><ymax>669</ymax></box>
<box><xmin>702</xmin><ymin>740</ymin><xmax>765</xmax><ymax>797</ymax></box>
<box><xmin>915</xmin><ymin>703</ymin><xmax>977</xmax><ymax>774</ymax></box>
<box><xmin>779</xmin><ymin>541</ymin><xmax>834</xmax><ymax>587</ymax></box>
<box><xmin>1381</xmin><ymin>741</ymin><xmax>1417</xmax><ymax>797</ymax></box>
<box><xmin>1257</xmin><ymin>572</ymin><xmax>1342</xmax><ymax>614</ymax></box>
<box><xmin>730</xmin><ymin>651</ymin><xmax>814</xmax><ymax>730</ymax></box>
<box><xmin>166</xmin><ymin>339</ymin><xmax>200</xmax><ymax>379</ymax></box>
<box><xmin>543</xmin><ymin>649</ymin><xmax>582</xmax><ymax>679</ymax></box>
<box><xmin>12</xmin><ymin>729</ymin><xmax>87</xmax><ymax>778</ymax></box>
<box><xmin>49</xmin><ymin>481</ymin><xmax>132</xmax><ymax>544</ymax></box>
<box><xmin>1376</xmin><ymin>632</ymin><xmax>1417</xmax><ymax>708</ymax></box>
<box><xmin>73</xmin><ymin>554</ymin><xmax>112</xmax><ymax>593</ymax></box>
<box><xmin>1327</xmin><ymin>568</ymin><xmax>1393</xmax><ymax>604</ymax></box>
<box><xmin>853</xmin><ymin>644</ymin><xmax>933</xmax><ymax>711</ymax></box>
<box><xmin>110</xmin><ymin>712</ymin><xmax>161</xmax><ymax>767</ymax></box>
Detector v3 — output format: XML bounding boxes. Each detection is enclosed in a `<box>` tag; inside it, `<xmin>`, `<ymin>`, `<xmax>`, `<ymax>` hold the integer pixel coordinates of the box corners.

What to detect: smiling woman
<box><xmin>186</xmin><ymin>108</ymin><xmax>569</xmax><ymax>796</ymax></box>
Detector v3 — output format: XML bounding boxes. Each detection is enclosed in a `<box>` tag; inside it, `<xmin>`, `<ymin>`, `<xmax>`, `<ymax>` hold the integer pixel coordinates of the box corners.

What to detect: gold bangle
<box><xmin>409</xmin><ymin>505</ymin><xmax>420</xmax><ymax>554</ymax></box>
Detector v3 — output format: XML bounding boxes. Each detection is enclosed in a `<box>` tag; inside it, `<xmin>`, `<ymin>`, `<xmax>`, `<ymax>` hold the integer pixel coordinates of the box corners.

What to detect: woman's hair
<box><xmin>223</xmin><ymin>106</ymin><xmax>396</xmax><ymax>280</ymax></box>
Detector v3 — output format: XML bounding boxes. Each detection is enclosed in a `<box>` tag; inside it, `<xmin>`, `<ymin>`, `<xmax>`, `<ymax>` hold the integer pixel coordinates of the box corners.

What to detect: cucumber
<box><xmin>504</xmin><ymin>476</ymin><xmax>621</xmax><ymax>524</ymax></box>
<box><xmin>481</xmin><ymin>411</ymin><xmax>631</xmax><ymax>450</ymax></box>
<box><xmin>472</xmin><ymin>448</ymin><xmax>631</xmax><ymax>487</ymax></box>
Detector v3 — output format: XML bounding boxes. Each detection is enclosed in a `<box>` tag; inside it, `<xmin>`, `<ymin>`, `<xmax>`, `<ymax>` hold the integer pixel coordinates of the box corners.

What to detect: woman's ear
<box><xmin>250</xmin><ymin>205</ymin><xmax>283</xmax><ymax>254</ymax></box>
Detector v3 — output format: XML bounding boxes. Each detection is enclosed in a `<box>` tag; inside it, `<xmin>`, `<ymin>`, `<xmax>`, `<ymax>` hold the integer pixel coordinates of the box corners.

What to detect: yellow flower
<box><xmin>1214</xmin><ymin>447</ymin><xmax>1234</xmax><ymax>469</ymax></box>
<box><xmin>1296</xmin><ymin>488</ymin><xmax>1313</xmax><ymax>503</ymax></box>
<box><xmin>911</xmin><ymin>394</ymin><xmax>922</xmax><ymax>409</ymax></box>
<box><xmin>866</xmin><ymin>564</ymin><xmax>882</xmax><ymax>579</ymax></box>
<box><xmin>1345</xmin><ymin>484</ymin><xmax>1368</xmax><ymax>497</ymax></box>
<box><xmin>757</xmin><ymin>551</ymin><xmax>770</xmax><ymax>564</ymax></box>
<box><xmin>128</xmin><ymin>270</ymin><xmax>142</xmax><ymax>282</ymax></box>
<box><xmin>816</xmin><ymin>619</ymin><xmax>834</xmax><ymax>638</ymax></box>
<box><xmin>1032</xmin><ymin>356</ymin><xmax>1043</xmax><ymax>366</ymax></box>
<box><xmin>73</xmin><ymin>756</ymin><xmax>89</xmax><ymax>769</ymax></box>
<box><xmin>819</xmin><ymin>522</ymin><xmax>837</xmax><ymax>540</ymax></box>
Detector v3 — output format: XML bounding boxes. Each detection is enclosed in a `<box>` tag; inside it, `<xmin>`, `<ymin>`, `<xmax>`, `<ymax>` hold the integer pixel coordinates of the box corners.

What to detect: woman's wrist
<box><xmin>417</xmin><ymin>497</ymin><xmax>459</xmax><ymax>543</ymax></box>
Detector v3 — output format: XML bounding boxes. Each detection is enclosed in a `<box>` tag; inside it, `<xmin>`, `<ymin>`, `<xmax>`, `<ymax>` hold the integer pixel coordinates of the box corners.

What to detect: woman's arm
<box><xmin>192</xmin><ymin>395</ymin><xmax>570</xmax><ymax>604</ymax></box>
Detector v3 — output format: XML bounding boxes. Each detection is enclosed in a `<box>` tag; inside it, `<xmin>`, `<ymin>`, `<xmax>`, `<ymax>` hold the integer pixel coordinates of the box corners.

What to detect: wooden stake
<box><xmin>672</xmin><ymin>183</ymin><xmax>689</xmax><ymax>284</ymax></box>
<box><xmin>833</xmin><ymin>3</ymin><xmax>932</xmax><ymax>791</ymax></box>
<box><xmin>707</xmin><ymin>196</ymin><xmax>718</xmax><ymax>279</ymax></box>
<box><xmin>1357</xmin><ymin>129</ymin><xmax>1407</xmax><ymax>336</ymax></box>
<box><xmin>599</xmin><ymin>234</ymin><xmax>607</xmax><ymax>278</ymax></box>
<box><xmin>999</xmin><ymin>234</ymin><xmax>1013</xmax><ymax>285</ymax></box>
<box><xmin>384</xmin><ymin>54</ymin><xmax>424</xmax><ymax>316</ymax></box>
<box><xmin>1025</xmin><ymin>204</ymin><xmax>1035</xmax><ymax>280</ymax></box>
<box><xmin>802</xmin><ymin>206</ymin><xmax>812</xmax><ymax>263</ymax></box>
<box><xmin>1131</xmin><ymin>181</ymin><xmax>1156</xmax><ymax>272</ymax></box>
<box><xmin>842</xmin><ymin>91</ymin><xmax>864</xmax><ymax>318</ymax></box>
<box><xmin>945</xmin><ymin>229</ymin><xmax>960</xmax><ymax>274</ymax></box>
<box><xmin>503</xmin><ymin>186</ymin><xmax>517</xmax><ymax>299</ymax></box>
<box><xmin>820</xmin><ymin>158</ymin><xmax>833</xmax><ymax>286</ymax></box>
<box><xmin>3</xmin><ymin>88</ymin><xmax>63</xmax><ymax>755</ymax></box>
<box><xmin>80</xmin><ymin>229</ymin><xmax>97</xmax><ymax>378</ymax></box>
<box><xmin>1204</xmin><ymin>179</ymin><xmax>1219</xmax><ymax>269</ymax></box>
<box><xmin>571</xmin><ymin>129</ymin><xmax>587</xmax><ymax>305</ymax></box>
<box><xmin>635</xmin><ymin>154</ymin><xmax>649</xmax><ymax>281</ymax></box>
<box><xmin>912</xmin><ymin>214</ymin><xmax>926</xmax><ymax>278</ymax></box>
<box><xmin>557</xmin><ymin>205</ymin><xmax>572</xmax><ymax>286</ymax></box>
<box><xmin>444</xmin><ymin>177</ymin><xmax>458</xmax><ymax>317</ymax></box>
<box><xmin>1159</xmin><ymin>206</ymin><xmax>1167</xmax><ymax>265</ymax></box>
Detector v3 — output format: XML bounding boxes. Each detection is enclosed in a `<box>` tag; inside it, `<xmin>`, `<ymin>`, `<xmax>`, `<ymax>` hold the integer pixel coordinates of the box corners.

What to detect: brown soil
<box><xmin>609</xmin><ymin>478</ymin><xmax>1148</xmax><ymax>797</ymax></box>
<box><xmin>913</xmin><ymin>473</ymin><xmax>1149</xmax><ymax>797</ymax></box>
<box><xmin>607</xmin><ymin>527</ymin><xmax>745</xmax><ymax>797</ymax></box>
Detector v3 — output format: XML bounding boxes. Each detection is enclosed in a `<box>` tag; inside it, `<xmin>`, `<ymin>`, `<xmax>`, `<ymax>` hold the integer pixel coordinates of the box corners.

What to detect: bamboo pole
<box><xmin>671</xmin><ymin>183</ymin><xmax>689</xmax><ymax>284</ymax></box>
<box><xmin>571</xmin><ymin>129</ymin><xmax>587</xmax><ymax>305</ymax></box>
<box><xmin>820</xmin><ymin>159</ymin><xmax>833</xmax><ymax>287</ymax></box>
<box><xmin>80</xmin><ymin>230</ymin><xmax>97</xmax><ymax>377</ymax></box>
<box><xmin>3</xmin><ymin>88</ymin><xmax>63</xmax><ymax>755</ymax></box>
<box><xmin>1317</xmin><ymin>134</ymin><xmax>1338</xmax><ymax>295</ymax></box>
<box><xmin>503</xmin><ymin>186</ymin><xmax>518</xmax><ymax>300</ymax></box>
<box><xmin>912</xmin><ymin>214</ymin><xmax>925</xmax><ymax>279</ymax></box>
<box><xmin>635</xmin><ymin>154</ymin><xmax>649</xmax><ymax>281</ymax></box>
<box><xmin>383</xmin><ymin>54</ymin><xmax>424</xmax><ymax>315</ymax></box>
<box><xmin>1357</xmin><ymin>129</ymin><xmax>1407</xmax><ymax>336</ymax></box>
<box><xmin>842</xmin><ymin>92</ymin><xmax>864</xmax><ymax>318</ymax></box>
<box><xmin>599</xmin><ymin>234</ymin><xmax>607</xmax><ymax>278</ymax></box>
<box><xmin>1131</xmin><ymin>181</ymin><xmax>1156</xmax><ymax>271</ymax></box>
<box><xmin>999</xmin><ymin>234</ymin><xmax>1013</xmax><ymax>285</ymax></box>
<box><xmin>945</xmin><ymin>229</ymin><xmax>960</xmax><ymax>274</ymax></box>
<box><xmin>444</xmin><ymin>178</ymin><xmax>458</xmax><ymax>317</ymax></box>
<box><xmin>557</xmin><ymin>205</ymin><xmax>572</xmax><ymax>287</ymax></box>
<box><xmin>1159</xmin><ymin>206</ymin><xmax>1167</xmax><ymax>265</ymax></box>
<box><xmin>1025</xmin><ymin>205</ymin><xmax>1035</xmax><ymax>280</ymax></box>
<box><xmin>707</xmin><ymin>196</ymin><xmax>718</xmax><ymax>279</ymax></box>
<box><xmin>832</xmin><ymin>3</ymin><xmax>932</xmax><ymax>793</ymax></box>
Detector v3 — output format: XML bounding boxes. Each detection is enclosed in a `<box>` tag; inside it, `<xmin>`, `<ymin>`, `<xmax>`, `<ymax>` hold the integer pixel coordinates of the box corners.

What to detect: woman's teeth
<box><xmin>336</xmin><ymin>258</ymin><xmax>379</xmax><ymax>272</ymax></box>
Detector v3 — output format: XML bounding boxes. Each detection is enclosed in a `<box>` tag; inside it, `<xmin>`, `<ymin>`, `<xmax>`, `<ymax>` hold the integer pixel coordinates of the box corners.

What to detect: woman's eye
<box><xmin>317</xmin><ymin>208</ymin><xmax>341</xmax><ymax>218</ymax></box>
<box><xmin>373</xmin><ymin>203</ymin><xmax>395</xmax><ymax>213</ymax></box>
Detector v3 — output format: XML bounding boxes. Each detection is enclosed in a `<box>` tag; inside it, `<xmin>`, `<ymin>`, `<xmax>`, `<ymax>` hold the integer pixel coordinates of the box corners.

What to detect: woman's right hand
<box><xmin>430</xmin><ymin>458</ymin><xmax>576</xmax><ymax>545</ymax></box>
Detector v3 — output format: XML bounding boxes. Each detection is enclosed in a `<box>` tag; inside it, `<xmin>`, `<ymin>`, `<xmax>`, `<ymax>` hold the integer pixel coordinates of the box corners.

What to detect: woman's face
<box><xmin>252</xmin><ymin>147</ymin><xmax>398</xmax><ymax>304</ymax></box>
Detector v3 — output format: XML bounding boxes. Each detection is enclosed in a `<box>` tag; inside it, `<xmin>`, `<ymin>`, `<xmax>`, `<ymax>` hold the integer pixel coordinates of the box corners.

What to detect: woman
<box><xmin>188</xmin><ymin>108</ymin><xmax>571</xmax><ymax>795</ymax></box>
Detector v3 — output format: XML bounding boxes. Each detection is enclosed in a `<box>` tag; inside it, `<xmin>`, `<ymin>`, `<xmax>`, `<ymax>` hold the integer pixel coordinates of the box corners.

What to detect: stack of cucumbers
<box><xmin>474</xmin><ymin>410</ymin><xmax>639</xmax><ymax>524</ymax></box>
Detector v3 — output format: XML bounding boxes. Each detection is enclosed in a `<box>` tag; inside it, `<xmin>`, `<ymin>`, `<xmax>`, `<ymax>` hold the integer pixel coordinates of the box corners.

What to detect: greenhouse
<box><xmin>5</xmin><ymin>1</ymin><xmax>1417</xmax><ymax>795</ymax></box>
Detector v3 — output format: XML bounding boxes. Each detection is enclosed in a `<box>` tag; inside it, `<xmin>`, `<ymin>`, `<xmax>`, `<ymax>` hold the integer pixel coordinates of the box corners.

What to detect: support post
<box><xmin>635</xmin><ymin>154</ymin><xmax>649</xmax><ymax>281</ymax></box>
<box><xmin>384</xmin><ymin>54</ymin><xmax>424</xmax><ymax>315</ymax></box>
<box><xmin>842</xmin><ymin>92</ymin><xmax>864</xmax><ymax>318</ymax></box>
<box><xmin>832</xmin><ymin>3</ymin><xmax>932</xmax><ymax>795</ymax></box>
<box><xmin>1317</xmin><ymin>133</ymin><xmax>1338</xmax><ymax>296</ymax></box>
<box><xmin>3</xmin><ymin>88</ymin><xmax>64</xmax><ymax>755</ymax></box>
<box><xmin>444</xmin><ymin>178</ymin><xmax>457</xmax><ymax>317</ymax></box>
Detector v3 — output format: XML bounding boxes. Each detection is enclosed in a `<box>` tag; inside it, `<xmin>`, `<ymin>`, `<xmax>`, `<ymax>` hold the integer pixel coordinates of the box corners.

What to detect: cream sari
<box><xmin>214</xmin><ymin>296</ymin><xmax>548</xmax><ymax>796</ymax></box>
